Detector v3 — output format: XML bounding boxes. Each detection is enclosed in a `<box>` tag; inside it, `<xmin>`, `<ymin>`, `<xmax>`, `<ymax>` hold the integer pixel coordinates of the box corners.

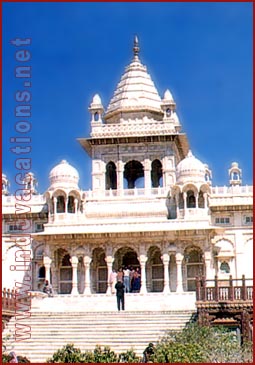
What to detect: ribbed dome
<box><xmin>176</xmin><ymin>150</ymin><xmax>206</xmax><ymax>184</ymax></box>
<box><xmin>49</xmin><ymin>160</ymin><xmax>79</xmax><ymax>190</ymax></box>
<box><xmin>105</xmin><ymin>60</ymin><xmax>162</xmax><ymax>119</ymax></box>
<box><xmin>104</xmin><ymin>38</ymin><xmax>163</xmax><ymax>121</ymax></box>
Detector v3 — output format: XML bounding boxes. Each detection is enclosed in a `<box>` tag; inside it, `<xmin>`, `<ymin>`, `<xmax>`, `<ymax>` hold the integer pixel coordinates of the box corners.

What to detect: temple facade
<box><xmin>2</xmin><ymin>38</ymin><xmax>253</xmax><ymax>299</ymax></box>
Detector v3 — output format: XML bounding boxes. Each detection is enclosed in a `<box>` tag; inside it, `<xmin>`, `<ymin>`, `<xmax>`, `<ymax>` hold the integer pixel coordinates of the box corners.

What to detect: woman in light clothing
<box><xmin>110</xmin><ymin>269</ymin><xmax>117</xmax><ymax>294</ymax></box>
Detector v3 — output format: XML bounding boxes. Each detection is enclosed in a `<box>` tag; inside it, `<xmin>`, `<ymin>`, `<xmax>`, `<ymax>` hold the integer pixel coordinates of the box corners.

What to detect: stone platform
<box><xmin>31</xmin><ymin>291</ymin><xmax>196</xmax><ymax>312</ymax></box>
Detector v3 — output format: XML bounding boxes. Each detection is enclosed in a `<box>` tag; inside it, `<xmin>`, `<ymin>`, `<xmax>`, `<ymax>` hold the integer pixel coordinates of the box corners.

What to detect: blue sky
<box><xmin>2</xmin><ymin>2</ymin><xmax>253</xmax><ymax>194</ymax></box>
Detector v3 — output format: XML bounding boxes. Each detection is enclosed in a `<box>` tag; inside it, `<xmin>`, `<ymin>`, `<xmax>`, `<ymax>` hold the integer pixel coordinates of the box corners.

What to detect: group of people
<box><xmin>110</xmin><ymin>266</ymin><xmax>141</xmax><ymax>294</ymax></box>
<box><xmin>110</xmin><ymin>266</ymin><xmax>141</xmax><ymax>312</ymax></box>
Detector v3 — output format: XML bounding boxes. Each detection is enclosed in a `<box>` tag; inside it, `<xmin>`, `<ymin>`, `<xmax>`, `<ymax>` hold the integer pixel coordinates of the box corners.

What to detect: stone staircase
<box><xmin>3</xmin><ymin>293</ymin><xmax>196</xmax><ymax>363</ymax></box>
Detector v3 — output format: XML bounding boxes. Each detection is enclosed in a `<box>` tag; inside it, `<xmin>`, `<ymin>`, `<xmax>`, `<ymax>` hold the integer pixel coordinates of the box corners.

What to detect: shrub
<box><xmin>46</xmin><ymin>343</ymin><xmax>86</xmax><ymax>363</ymax></box>
<box><xmin>117</xmin><ymin>348</ymin><xmax>141</xmax><ymax>363</ymax></box>
<box><xmin>88</xmin><ymin>345</ymin><xmax>118</xmax><ymax>363</ymax></box>
<box><xmin>153</xmin><ymin>323</ymin><xmax>253</xmax><ymax>363</ymax></box>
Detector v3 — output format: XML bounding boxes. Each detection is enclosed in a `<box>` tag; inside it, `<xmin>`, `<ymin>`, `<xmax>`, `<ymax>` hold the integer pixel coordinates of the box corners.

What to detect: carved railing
<box><xmin>196</xmin><ymin>275</ymin><xmax>253</xmax><ymax>302</ymax></box>
<box><xmin>2</xmin><ymin>288</ymin><xmax>16</xmax><ymax>313</ymax></box>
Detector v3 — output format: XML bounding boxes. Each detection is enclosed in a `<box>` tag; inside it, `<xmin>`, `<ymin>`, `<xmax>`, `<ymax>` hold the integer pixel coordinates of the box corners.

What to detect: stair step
<box><xmin>3</xmin><ymin>309</ymin><xmax>195</xmax><ymax>362</ymax></box>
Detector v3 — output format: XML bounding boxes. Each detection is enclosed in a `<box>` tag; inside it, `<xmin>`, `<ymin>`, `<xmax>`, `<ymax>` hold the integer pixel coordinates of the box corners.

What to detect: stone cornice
<box><xmin>78</xmin><ymin>133</ymin><xmax>189</xmax><ymax>159</ymax></box>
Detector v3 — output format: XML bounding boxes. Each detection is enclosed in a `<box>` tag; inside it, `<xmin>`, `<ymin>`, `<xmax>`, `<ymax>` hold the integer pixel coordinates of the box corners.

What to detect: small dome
<box><xmin>176</xmin><ymin>150</ymin><xmax>206</xmax><ymax>184</ymax></box>
<box><xmin>92</xmin><ymin>93</ymin><xmax>102</xmax><ymax>105</ymax></box>
<box><xmin>49</xmin><ymin>160</ymin><xmax>79</xmax><ymax>190</ymax></box>
<box><xmin>163</xmin><ymin>89</ymin><xmax>174</xmax><ymax>101</ymax></box>
<box><xmin>231</xmin><ymin>162</ymin><xmax>239</xmax><ymax>168</ymax></box>
<box><xmin>89</xmin><ymin>93</ymin><xmax>104</xmax><ymax>112</ymax></box>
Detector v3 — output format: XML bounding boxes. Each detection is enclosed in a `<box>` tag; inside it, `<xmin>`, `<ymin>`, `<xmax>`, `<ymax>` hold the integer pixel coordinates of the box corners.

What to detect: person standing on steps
<box><xmin>115</xmin><ymin>279</ymin><xmax>125</xmax><ymax>311</ymax></box>
<box><xmin>123</xmin><ymin>266</ymin><xmax>130</xmax><ymax>293</ymax></box>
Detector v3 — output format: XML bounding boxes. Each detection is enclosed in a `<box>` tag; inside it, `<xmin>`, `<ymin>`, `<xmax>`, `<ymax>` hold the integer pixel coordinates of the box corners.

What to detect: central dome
<box><xmin>49</xmin><ymin>160</ymin><xmax>79</xmax><ymax>190</ymax></box>
<box><xmin>104</xmin><ymin>37</ymin><xmax>163</xmax><ymax>121</ymax></box>
<box><xmin>176</xmin><ymin>151</ymin><xmax>206</xmax><ymax>184</ymax></box>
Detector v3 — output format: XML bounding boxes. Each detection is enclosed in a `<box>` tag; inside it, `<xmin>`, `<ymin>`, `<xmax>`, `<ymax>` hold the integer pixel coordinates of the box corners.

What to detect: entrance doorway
<box><xmin>114</xmin><ymin>247</ymin><xmax>140</xmax><ymax>270</ymax></box>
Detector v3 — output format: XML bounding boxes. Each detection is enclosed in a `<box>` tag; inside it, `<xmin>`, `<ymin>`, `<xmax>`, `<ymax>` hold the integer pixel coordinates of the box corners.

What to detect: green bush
<box><xmin>47</xmin><ymin>344</ymin><xmax>138</xmax><ymax>363</ymax></box>
<box><xmin>153</xmin><ymin>323</ymin><xmax>253</xmax><ymax>363</ymax></box>
<box><xmin>86</xmin><ymin>345</ymin><xmax>118</xmax><ymax>363</ymax></box>
<box><xmin>117</xmin><ymin>348</ymin><xmax>141</xmax><ymax>363</ymax></box>
<box><xmin>46</xmin><ymin>343</ymin><xmax>86</xmax><ymax>363</ymax></box>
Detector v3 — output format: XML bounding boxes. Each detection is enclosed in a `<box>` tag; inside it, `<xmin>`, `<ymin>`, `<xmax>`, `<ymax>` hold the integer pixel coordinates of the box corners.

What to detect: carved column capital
<box><xmin>175</xmin><ymin>252</ymin><xmax>184</xmax><ymax>263</ymax></box>
<box><xmin>43</xmin><ymin>256</ymin><xmax>52</xmax><ymax>266</ymax></box>
<box><xmin>161</xmin><ymin>253</ymin><xmax>170</xmax><ymax>264</ymax></box>
<box><xmin>70</xmin><ymin>255</ymin><xmax>78</xmax><ymax>267</ymax></box>
<box><xmin>105</xmin><ymin>255</ymin><xmax>114</xmax><ymax>265</ymax></box>
<box><xmin>139</xmin><ymin>254</ymin><xmax>148</xmax><ymax>265</ymax></box>
<box><xmin>83</xmin><ymin>255</ymin><xmax>92</xmax><ymax>267</ymax></box>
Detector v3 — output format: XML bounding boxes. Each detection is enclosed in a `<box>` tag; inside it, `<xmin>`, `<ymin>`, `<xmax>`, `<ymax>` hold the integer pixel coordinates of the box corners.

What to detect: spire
<box><xmin>133</xmin><ymin>35</ymin><xmax>140</xmax><ymax>61</ymax></box>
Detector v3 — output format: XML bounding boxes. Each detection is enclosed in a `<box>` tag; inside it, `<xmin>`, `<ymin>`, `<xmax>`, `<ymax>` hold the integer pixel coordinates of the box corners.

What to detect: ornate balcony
<box><xmin>195</xmin><ymin>275</ymin><xmax>253</xmax><ymax>343</ymax></box>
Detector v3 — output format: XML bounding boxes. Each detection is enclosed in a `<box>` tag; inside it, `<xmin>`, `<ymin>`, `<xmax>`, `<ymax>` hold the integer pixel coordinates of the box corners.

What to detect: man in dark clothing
<box><xmin>115</xmin><ymin>280</ymin><xmax>125</xmax><ymax>311</ymax></box>
<box><xmin>143</xmin><ymin>342</ymin><xmax>154</xmax><ymax>363</ymax></box>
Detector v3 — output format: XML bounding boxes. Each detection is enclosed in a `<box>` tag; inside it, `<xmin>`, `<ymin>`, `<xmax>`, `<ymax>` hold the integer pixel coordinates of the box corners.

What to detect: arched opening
<box><xmin>105</xmin><ymin>161</ymin><xmax>117</xmax><ymax>190</ymax></box>
<box><xmin>166</xmin><ymin>108</ymin><xmax>171</xmax><ymax>117</ymax></box>
<box><xmin>94</xmin><ymin>112</ymin><xmax>99</xmax><ymax>121</ymax></box>
<box><xmin>124</xmin><ymin>160</ymin><xmax>144</xmax><ymax>189</ymax></box>
<box><xmin>198</xmin><ymin>191</ymin><xmax>205</xmax><ymax>208</ymax></box>
<box><xmin>220</xmin><ymin>261</ymin><xmax>230</xmax><ymax>274</ymax></box>
<box><xmin>232</xmin><ymin>171</ymin><xmax>239</xmax><ymax>180</ymax></box>
<box><xmin>179</xmin><ymin>192</ymin><xmax>184</xmax><ymax>209</ymax></box>
<box><xmin>187</xmin><ymin>190</ymin><xmax>196</xmax><ymax>208</ymax></box>
<box><xmin>57</xmin><ymin>196</ymin><xmax>65</xmax><ymax>213</ymax></box>
<box><xmin>77</xmin><ymin>256</ymin><xmax>85</xmax><ymax>294</ymax></box>
<box><xmin>184</xmin><ymin>247</ymin><xmax>204</xmax><ymax>291</ymax></box>
<box><xmin>151</xmin><ymin>159</ymin><xmax>163</xmax><ymax>188</ymax></box>
<box><xmin>146</xmin><ymin>246</ymin><xmax>164</xmax><ymax>292</ymax></box>
<box><xmin>169</xmin><ymin>254</ymin><xmax>177</xmax><ymax>291</ymax></box>
<box><xmin>59</xmin><ymin>252</ymin><xmax>72</xmax><ymax>294</ymax></box>
<box><xmin>113</xmin><ymin>247</ymin><xmax>139</xmax><ymax>271</ymax></box>
<box><xmin>167</xmin><ymin>195</ymin><xmax>177</xmax><ymax>220</ymax></box>
<box><xmin>37</xmin><ymin>266</ymin><xmax>47</xmax><ymax>291</ymax></box>
<box><xmin>38</xmin><ymin>266</ymin><xmax>45</xmax><ymax>279</ymax></box>
<box><xmin>68</xmin><ymin>196</ymin><xmax>75</xmax><ymax>213</ymax></box>
<box><xmin>91</xmin><ymin>248</ymin><xmax>107</xmax><ymax>293</ymax></box>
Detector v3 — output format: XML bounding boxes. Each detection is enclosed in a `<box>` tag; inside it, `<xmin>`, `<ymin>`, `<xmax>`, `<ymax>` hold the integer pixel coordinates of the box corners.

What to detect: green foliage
<box><xmin>117</xmin><ymin>348</ymin><xmax>141</xmax><ymax>363</ymax></box>
<box><xmin>241</xmin><ymin>341</ymin><xmax>253</xmax><ymax>363</ymax></box>
<box><xmin>87</xmin><ymin>345</ymin><xmax>118</xmax><ymax>363</ymax></box>
<box><xmin>46</xmin><ymin>344</ymin><xmax>141</xmax><ymax>363</ymax></box>
<box><xmin>46</xmin><ymin>343</ymin><xmax>86</xmax><ymax>363</ymax></box>
<box><xmin>153</xmin><ymin>323</ymin><xmax>253</xmax><ymax>363</ymax></box>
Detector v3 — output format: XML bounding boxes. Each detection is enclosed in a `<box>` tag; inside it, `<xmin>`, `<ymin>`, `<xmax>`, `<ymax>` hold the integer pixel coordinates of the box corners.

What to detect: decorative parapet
<box><xmin>90</xmin><ymin>118</ymin><xmax>179</xmax><ymax>138</ymax></box>
<box><xmin>211</xmin><ymin>185</ymin><xmax>252</xmax><ymax>195</ymax></box>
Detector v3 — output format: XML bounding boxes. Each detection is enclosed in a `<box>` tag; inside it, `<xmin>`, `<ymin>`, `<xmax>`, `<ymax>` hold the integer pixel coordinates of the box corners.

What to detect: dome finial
<box><xmin>133</xmin><ymin>35</ymin><xmax>140</xmax><ymax>60</ymax></box>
